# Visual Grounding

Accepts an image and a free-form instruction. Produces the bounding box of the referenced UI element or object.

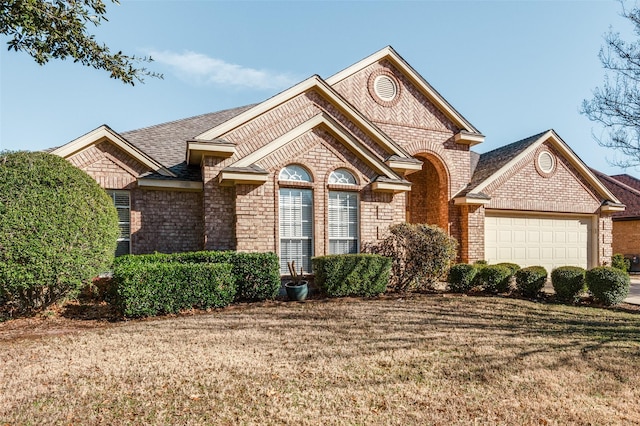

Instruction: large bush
[312,254,391,297]
[112,261,235,317]
[447,263,478,293]
[113,251,280,301]
[366,223,457,292]
[0,151,119,310]
[476,265,512,294]
[515,266,548,298]
[586,266,630,306]
[551,266,586,302]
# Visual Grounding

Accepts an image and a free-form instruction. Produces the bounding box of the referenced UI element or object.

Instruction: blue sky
[1,0,638,178]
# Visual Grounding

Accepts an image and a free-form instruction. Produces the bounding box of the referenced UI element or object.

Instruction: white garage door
[485,213,592,273]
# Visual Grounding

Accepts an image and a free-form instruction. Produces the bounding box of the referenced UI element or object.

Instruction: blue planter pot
[285,281,309,301]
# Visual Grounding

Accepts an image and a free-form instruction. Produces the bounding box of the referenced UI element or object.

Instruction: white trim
[455,131,485,146]
[52,125,176,177]
[470,130,622,204]
[601,204,626,213]
[218,171,269,185]
[187,141,236,165]
[137,178,203,191]
[371,181,412,193]
[229,113,402,181]
[326,46,482,136]
[194,75,411,160]
[385,158,423,174]
[453,196,491,206]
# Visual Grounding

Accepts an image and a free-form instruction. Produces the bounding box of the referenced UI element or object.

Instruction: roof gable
[193,75,413,161]
[52,125,175,177]
[458,130,621,205]
[326,46,483,141]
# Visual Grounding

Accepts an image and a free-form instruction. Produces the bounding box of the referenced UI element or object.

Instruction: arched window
[328,168,357,185]
[279,165,312,182]
[279,165,313,274]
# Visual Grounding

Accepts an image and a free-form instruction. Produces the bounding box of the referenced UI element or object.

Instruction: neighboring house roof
[457,129,622,206]
[593,171,640,219]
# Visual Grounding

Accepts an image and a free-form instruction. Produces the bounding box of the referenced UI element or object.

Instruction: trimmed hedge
[0,151,119,311]
[476,265,512,293]
[112,262,235,317]
[447,263,478,293]
[312,254,391,297]
[515,266,548,298]
[551,266,586,302]
[611,253,630,272]
[113,251,280,301]
[495,263,521,275]
[586,266,630,306]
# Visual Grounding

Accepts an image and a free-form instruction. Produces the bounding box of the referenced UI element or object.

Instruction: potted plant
[285,260,309,301]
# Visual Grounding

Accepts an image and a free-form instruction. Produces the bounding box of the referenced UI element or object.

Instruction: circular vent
[537,151,555,174]
[373,75,398,101]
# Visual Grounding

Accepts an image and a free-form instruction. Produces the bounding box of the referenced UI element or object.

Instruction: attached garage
[485,212,594,273]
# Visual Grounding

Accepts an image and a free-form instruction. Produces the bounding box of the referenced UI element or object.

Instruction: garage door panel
[485,213,591,273]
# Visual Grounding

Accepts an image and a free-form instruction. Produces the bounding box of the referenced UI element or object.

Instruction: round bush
[494,262,521,275]
[586,266,630,306]
[515,266,548,298]
[0,151,119,310]
[476,265,512,293]
[551,266,586,302]
[447,263,478,293]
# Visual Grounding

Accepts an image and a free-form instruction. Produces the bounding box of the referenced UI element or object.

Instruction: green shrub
[515,266,548,298]
[551,266,586,302]
[0,151,119,311]
[476,265,512,293]
[365,223,457,291]
[112,261,235,317]
[447,264,478,293]
[495,263,521,275]
[473,260,488,266]
[586,266,630,306]
[113,251,280,301]
[312,254,391,297]
[611,253,631,273]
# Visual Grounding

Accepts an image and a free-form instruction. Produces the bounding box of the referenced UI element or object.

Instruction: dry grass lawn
[1,294,640,425]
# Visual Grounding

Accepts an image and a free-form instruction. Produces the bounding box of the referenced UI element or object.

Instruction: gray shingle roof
[121,104,257,180]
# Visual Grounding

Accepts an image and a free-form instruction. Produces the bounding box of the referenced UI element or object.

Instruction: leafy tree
[0,0,161,85]
[582,2,640,167]
[0,151,120,311]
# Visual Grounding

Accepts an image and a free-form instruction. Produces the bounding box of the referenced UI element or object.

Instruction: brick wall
[599,215,614,266]
[612,219,640,255]
[131,189,204,254]
[203,156,236,251]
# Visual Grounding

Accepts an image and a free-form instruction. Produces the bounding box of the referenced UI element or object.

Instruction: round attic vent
[373,75,398,101]
[537,151,555,174]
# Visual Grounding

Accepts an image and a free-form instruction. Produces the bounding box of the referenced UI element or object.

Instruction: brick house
[53,46,624,274]
[593,171,640,268]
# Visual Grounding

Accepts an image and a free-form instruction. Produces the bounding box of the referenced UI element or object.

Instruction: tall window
[106,190,131,256]
[328,169,358,254]
[279,165,313,274]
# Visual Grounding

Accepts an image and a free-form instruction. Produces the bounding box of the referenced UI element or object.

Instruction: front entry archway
[406,154,449,231]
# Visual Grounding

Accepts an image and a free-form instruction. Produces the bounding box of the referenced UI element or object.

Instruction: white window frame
[279,188,314,274]
[328,191,359,255]
[106,190,131,256]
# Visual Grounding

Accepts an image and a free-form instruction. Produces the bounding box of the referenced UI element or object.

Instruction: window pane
[329,191,358,254]
[279,165,312,182]
[106,190,131,257]
[328,169,357,185]
[280,188,313,274]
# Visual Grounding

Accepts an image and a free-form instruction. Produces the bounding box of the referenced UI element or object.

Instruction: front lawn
[1,294,639,424]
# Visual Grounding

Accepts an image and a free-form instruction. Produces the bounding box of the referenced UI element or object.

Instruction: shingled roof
[121,104,257,180]
[592,171,640,219]
[459,130,548,197]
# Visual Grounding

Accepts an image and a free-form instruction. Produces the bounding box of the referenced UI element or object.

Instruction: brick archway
[406,154,449,231]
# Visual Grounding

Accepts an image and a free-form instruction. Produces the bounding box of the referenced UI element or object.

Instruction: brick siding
[612,219,640,255]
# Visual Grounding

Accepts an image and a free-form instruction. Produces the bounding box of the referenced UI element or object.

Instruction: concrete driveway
[626,275,640,305]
